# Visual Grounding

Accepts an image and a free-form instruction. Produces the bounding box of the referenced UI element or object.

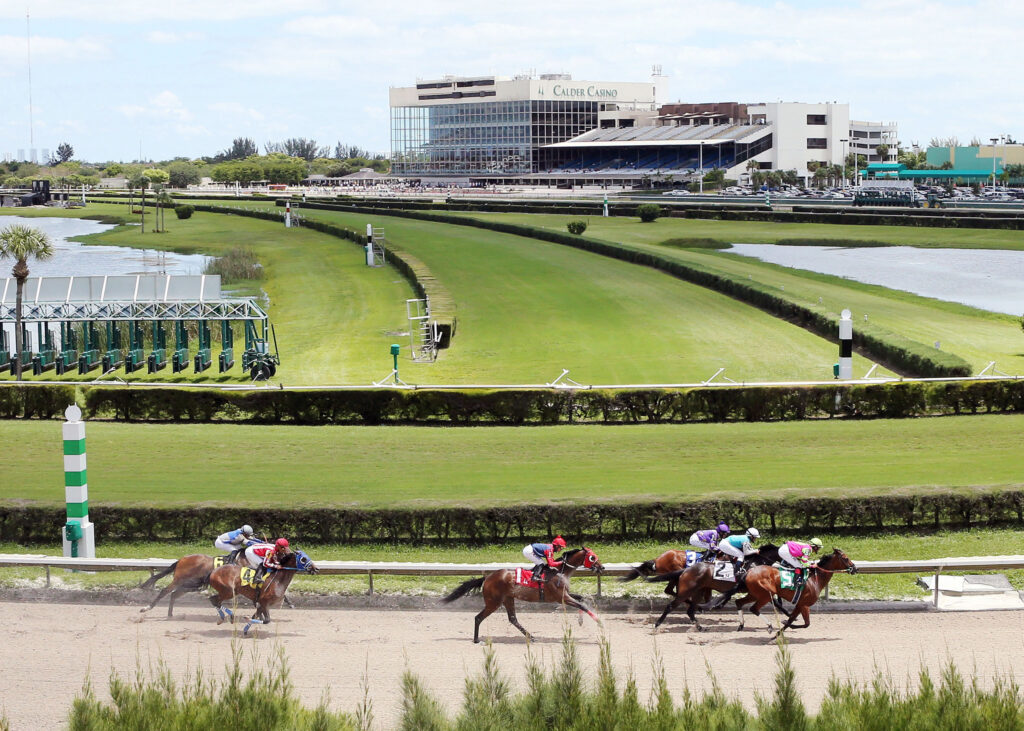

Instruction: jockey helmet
[241,525,253,536]
[275,538,290,550]
[745,527,760,540]
[552,535,567,549]
[809,537,823,550]
[717,522,730,534]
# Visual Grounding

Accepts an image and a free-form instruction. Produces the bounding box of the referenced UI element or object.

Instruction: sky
[0,0,1022,163]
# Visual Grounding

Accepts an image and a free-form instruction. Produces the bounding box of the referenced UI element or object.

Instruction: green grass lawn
[3,528,1021,600]
[3,415,1023,508]
[458,212,1024,375]
[1,206,416,385]
[279,208,880,383]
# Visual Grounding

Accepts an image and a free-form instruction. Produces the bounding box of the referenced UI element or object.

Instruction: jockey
[522,535,567,583]
[688,522,730,561]
[718,528,760,572]
[779,538,823,585]
[214,525,255,556]
[245,538,292,577]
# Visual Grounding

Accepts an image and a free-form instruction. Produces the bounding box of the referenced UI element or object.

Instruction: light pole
[990,137,999,191]
[699,142,704,193]
[840,138,849,189]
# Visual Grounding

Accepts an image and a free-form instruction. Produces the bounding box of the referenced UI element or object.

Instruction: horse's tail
[618,559,656,583]
[646,568,685,584]
[442,577,485,603]
[139,561,178,590]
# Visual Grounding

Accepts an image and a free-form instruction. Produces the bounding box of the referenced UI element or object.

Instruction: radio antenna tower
[26,10,35,150]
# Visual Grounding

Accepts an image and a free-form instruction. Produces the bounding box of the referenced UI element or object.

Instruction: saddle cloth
[240,567,265,589]
[711,560,735,582]
[773,563,797,589]
[213,556,226,569]
[684,550,700,567]
[514,567,542,589]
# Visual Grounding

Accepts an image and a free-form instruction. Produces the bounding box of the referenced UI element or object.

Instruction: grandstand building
[389,74,898,187]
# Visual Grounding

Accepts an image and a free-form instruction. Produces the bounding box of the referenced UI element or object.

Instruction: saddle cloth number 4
[240,567,264,589]
[712,561,735,582]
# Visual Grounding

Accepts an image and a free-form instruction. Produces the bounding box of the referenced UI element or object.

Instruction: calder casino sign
[538,84,620,99]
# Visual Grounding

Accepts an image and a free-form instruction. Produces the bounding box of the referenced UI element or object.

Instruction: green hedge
[4,490,1024,544]
[3,380,1024,424]
[301,202,972,378]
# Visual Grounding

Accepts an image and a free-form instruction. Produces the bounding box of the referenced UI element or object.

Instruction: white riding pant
[522,546,545,566]
[243,546,265,570]
[718,542,745,561]
[688,533,713,551]
[778,544,806,570]
[214,538,238,553]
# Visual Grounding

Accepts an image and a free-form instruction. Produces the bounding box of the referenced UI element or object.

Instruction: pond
[727,243,1024,316]
[0,216,208,277]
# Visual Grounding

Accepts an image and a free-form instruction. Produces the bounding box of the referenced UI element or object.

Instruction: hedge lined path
[0,206,415,385]
[461,213,1024,376]
[4,416,1022,507]
[284,208,880,384]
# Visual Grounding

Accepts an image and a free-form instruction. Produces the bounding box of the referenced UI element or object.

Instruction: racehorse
[736,548,857,638]
[207,549,318,635]
[139,551,246,618]
[646,544,781,631]
[621,543,781,598]
[442,547,604,643]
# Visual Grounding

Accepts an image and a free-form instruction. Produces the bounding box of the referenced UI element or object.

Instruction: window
[807,114,827,125]
[807,138,828,149]
[869,131,881,138]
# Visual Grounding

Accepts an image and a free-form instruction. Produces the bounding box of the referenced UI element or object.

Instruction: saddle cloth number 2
[713,561,735,582]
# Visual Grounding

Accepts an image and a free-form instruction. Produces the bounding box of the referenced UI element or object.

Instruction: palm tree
[0,224,55,380]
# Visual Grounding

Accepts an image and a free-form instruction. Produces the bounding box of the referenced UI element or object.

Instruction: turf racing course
[3,600,1024,728]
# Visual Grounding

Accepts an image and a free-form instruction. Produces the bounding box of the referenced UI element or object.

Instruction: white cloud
[147,31,205,44]
[0,1,327,22]
[0,35,108,64]
[283,15,383,38]
[209,102,265,122]
[118,91,192,122]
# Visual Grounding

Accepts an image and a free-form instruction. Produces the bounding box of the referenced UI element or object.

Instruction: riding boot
[531,564,544,583]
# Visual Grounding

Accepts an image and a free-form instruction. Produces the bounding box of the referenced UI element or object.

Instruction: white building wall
[747,102,849,179]
[849,120,899,163]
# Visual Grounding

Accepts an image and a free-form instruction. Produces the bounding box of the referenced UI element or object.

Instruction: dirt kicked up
[2,600,1023,729]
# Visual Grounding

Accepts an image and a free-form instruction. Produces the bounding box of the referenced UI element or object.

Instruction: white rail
[4,554,1024,606]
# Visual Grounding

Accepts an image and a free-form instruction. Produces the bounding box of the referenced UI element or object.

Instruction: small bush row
[308,202,972,378]
[6,490,1024,544]
[4,379,1024,425]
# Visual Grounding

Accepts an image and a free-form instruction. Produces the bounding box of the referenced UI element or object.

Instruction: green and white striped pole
[62,404,95,558]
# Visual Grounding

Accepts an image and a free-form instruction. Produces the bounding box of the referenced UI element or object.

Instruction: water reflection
[728,243,1024,315]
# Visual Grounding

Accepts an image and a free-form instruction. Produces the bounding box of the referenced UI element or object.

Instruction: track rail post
[367,570,374,595]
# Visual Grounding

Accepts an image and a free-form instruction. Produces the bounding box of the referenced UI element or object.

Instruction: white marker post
[365,223,374,266]
[838,308,853,379]
[603,194,609,217]
[62,405,95,558]
[285,201,292,228]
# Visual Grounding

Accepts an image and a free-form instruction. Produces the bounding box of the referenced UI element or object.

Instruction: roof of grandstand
[547,123,772,148]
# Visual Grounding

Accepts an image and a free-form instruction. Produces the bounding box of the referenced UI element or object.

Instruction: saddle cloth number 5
[713,561,735,582]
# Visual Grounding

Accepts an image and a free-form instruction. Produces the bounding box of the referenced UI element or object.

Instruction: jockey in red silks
[522,535,567,583]
[245,538,291,576]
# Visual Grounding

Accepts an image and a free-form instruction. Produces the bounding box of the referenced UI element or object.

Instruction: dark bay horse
[442,547,604,643]
[737,548,857,638]
[139,552,246,618]
[619,549,692,596]
[646,544,781,631]
[208,549,318,635]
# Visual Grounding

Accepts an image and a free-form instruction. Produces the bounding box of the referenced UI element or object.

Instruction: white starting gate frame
[369,227,387,267]
[406,298,438,362]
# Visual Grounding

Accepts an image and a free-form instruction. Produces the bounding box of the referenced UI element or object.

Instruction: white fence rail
[4,554,1024,607]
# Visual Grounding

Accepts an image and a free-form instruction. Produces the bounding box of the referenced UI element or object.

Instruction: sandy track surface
[2,599,1023,729]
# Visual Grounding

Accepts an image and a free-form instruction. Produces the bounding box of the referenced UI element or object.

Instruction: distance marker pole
[366,224,374,266]
[838,308,853,380]
[285,201,292,228]
[62,404,95,558]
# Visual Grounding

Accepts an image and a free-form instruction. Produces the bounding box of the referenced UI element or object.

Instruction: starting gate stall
[55,322,78,375]
[194,320,212,373]
[32,323,56,375]
[125,321,145,373]
[78,321,101,374]
[218,320,234,373]
[102,321,123,372]
[0,275,276,379]
[171,321,189,373]
[8,324,31,375]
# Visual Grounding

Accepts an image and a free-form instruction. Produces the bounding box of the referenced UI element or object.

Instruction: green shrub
[636,203,661,222]
[203,246,262,282]
[566,219,588,235]
[172,204,194,219]
[660,237,729,249]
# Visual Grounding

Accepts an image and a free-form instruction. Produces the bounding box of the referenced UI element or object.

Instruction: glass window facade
[391,100,598,175]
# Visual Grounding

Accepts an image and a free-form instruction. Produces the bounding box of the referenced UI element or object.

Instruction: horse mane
[560,548,583,560]
[817,548,842,569]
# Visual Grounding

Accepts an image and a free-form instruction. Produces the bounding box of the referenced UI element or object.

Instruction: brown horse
[442,547,604,643]
[208,549,318,635]
[139,551,247,618]
[736,548,857,638]
[647,544,781,631]
[619,549,695,596]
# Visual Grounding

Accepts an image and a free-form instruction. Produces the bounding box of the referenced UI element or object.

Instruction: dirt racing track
[3,599,1024,729]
